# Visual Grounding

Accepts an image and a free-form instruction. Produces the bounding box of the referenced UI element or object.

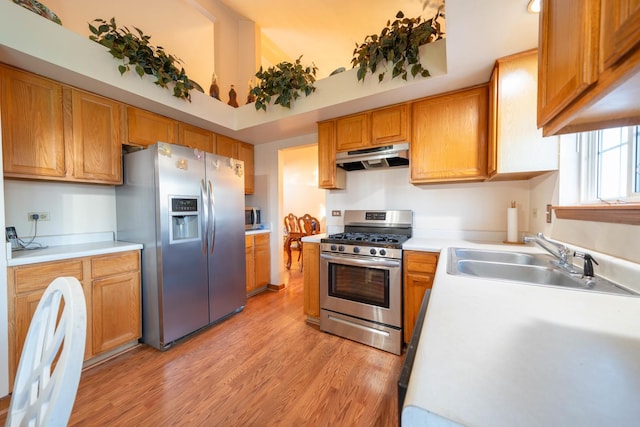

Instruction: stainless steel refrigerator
[116,142,246,350]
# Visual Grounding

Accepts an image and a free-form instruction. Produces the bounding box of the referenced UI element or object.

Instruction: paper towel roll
[507,207,518,242]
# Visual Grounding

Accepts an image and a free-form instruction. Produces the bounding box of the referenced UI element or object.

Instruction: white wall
[528,166,640,265]
[3,181,117,239]
[251,133,318,286]
[326,167,532,240]
[43,0,259,104]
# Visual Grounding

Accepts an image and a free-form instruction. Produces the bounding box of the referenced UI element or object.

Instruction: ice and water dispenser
[169,196,200,243]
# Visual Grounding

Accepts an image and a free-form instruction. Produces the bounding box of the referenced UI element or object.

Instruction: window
[578,126,640,203]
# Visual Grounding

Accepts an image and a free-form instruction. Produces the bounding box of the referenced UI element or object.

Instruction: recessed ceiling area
[217,0,445,78]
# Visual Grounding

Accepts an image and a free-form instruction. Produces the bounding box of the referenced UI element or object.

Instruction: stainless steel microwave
[245,207,261,230]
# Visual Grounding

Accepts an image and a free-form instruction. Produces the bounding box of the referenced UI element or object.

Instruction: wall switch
[532,208,538,219]
[331,210,341,217]
[27,212,50,221]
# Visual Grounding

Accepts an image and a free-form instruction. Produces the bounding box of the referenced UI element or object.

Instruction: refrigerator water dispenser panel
[170,196,200,243]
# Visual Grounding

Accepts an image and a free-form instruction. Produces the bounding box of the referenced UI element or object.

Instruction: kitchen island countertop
[8,240,143,266]
[402,240,640,427]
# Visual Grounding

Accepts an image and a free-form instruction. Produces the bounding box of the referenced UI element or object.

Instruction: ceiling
[217,0,446,79]
[221,0,541,144]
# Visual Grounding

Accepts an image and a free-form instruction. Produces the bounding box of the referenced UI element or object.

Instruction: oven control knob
[330,245,337,251]
[338,245,345,252]
[379,249,387,256]
[370,248,377,255]
[353,247,360,254]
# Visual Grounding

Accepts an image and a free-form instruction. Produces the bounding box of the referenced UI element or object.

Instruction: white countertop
[8,240,143,266]
[245,228,271,236]
[402,242,640,427]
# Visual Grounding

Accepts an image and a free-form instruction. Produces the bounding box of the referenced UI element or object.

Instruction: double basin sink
[447,247,636,296]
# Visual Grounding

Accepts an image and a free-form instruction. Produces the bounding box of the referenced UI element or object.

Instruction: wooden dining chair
[283,213,302,269]
[297,214,321,271]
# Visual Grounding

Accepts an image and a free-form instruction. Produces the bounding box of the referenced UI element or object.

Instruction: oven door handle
[320,253,401,269]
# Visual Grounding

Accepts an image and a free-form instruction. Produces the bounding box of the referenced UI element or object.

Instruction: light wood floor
[2,261,404,426]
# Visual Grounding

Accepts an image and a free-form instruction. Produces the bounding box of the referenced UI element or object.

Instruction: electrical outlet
[545,204,552,223]
[331,210,341,217]
[27,212,50,221]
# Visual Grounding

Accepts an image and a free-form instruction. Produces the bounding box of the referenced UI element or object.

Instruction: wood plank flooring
[2,263,404,426]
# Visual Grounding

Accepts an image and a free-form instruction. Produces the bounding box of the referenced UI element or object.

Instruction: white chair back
[6,277,87,427]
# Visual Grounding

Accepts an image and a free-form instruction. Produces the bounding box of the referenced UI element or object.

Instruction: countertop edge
[7,241,143,266]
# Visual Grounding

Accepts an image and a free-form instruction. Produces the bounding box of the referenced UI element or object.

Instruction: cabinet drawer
[405,252,438,274]
[92,251,139,279]
[13,260,84,294]
[255,233,270,246]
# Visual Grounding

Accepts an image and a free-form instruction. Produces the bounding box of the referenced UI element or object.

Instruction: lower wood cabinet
[403,250,439,343]
[245,233,270,295]
[302,242,320,321]
[7,250,141,390]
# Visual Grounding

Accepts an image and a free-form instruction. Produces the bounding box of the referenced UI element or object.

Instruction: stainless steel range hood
[336,143,409,171]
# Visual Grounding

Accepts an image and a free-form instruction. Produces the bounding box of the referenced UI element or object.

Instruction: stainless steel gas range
[319,210,412,355]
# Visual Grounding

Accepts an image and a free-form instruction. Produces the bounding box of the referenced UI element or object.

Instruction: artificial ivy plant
[351,10,445,83]
[88,18,203,102]
[249,56,318,111]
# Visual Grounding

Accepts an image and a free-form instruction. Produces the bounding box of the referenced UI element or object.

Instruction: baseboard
[305,316,320,326]
[267,283,285,291]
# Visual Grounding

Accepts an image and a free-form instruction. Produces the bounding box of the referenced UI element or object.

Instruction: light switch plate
[331,210,341,217]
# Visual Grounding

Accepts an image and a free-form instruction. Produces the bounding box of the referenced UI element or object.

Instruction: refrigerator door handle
[201,179,208,254]
[208,180,216,253]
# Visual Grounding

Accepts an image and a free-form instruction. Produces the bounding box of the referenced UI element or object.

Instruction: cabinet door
[601,0,640,69]
[371,104,408,146]
[236,141,255,195]
[403,251,438,344]
[71,90,123,183]
[303,242,320,318]
[92,272,141,354]
[537,0,600,128]
[489,50,558,179]
[336,113,369,152]
[411,86,489,184]
[254,234,270,287]
[127,107,176,146]
[216,134,236,158]
[1,66,66,178]
[177,123,215,153]
[317,121,345,189]
[245,236,256,294]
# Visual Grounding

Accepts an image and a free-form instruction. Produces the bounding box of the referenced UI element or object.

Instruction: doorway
[279,144,325,272]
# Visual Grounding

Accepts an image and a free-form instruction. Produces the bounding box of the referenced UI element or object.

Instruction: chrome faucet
[523,233,580,274]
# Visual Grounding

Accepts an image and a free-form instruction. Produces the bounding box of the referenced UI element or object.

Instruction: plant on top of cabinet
[250,56,318,111]
[88,18,204,101]
[351,9,445,83]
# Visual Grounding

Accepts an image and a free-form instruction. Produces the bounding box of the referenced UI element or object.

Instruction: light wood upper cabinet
[70,89,123,184]
[403,251,438,344]
[177,123,216,153]
[1,65,122,184]
[538,0,640,135]
[410,85,489,184]
[1,65,66,178]
[537,0,600,129]
[336,113,369,152]
[371,104,409,145]
[600,0,640,69]
[216,134,255,194]
[488,50,558,180]
[317,120,345,189]
[127,107,176,146]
